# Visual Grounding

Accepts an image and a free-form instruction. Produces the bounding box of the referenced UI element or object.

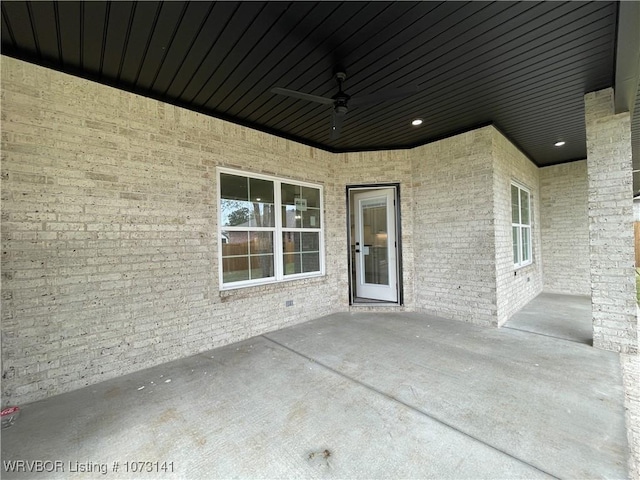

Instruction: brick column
[585,88,637,353]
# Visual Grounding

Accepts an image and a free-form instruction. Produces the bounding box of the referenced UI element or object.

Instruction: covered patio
[2,293,632,479]
[2,2,639,478]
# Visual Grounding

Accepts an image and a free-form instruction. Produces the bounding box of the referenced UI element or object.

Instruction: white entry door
[353,188,397,302]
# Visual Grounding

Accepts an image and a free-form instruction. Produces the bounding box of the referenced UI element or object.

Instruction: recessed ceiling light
[411,118,423,126]
[554,141,566,147]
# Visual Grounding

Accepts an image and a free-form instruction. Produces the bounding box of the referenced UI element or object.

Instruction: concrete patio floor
[1,294,631,479]
[504,292,593,346]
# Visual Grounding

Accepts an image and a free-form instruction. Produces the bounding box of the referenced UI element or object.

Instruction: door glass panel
[361,198,389,286]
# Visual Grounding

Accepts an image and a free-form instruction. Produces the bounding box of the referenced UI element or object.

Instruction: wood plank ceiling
[1,1,619,167]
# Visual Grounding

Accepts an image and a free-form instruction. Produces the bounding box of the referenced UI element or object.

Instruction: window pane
[301,232,319,252]
[223,256,249,283]
[301,209,321,228]
[220,173,248,201]
[522,227,531,262]
[220,170,323,286]
[520,189,530,225]
[512,226,519,264]
[511,185,520,223]
[250,255,274,279]
[283,253,301,275]
[222,231,248,257]
[221,200,252,227]
[281,183,321,228]
[250,231,273,254]
[283,232,300,253]
[281,183,300,205]
[282,236,319,274]
[247,202,275,228]
[220,175,275,227]
[249,178,274,203]
[302,186,320,208]
[222,200,275,227]
[301,252,320,273]
[282,204,300,228]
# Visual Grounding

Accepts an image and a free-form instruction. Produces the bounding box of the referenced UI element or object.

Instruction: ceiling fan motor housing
[333,71,350,115]
[335,104,348,116]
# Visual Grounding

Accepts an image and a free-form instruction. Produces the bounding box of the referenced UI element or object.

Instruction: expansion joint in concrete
[502,326,589,346]
[262,334,560,480]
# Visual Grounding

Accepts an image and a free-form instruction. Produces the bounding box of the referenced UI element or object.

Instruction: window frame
[217,167,325,290]
[511,181,532,268]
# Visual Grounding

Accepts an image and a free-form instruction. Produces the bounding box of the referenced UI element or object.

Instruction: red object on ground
[1,406,20,428]
[1,406,20,416]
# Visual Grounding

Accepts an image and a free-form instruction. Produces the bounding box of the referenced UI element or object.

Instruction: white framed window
[511,182,532,267]
[218,168,324,289]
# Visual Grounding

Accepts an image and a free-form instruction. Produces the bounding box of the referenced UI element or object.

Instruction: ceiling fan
[271,71,419,140]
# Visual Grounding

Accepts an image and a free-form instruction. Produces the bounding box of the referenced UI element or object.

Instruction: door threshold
[352,298,400,306]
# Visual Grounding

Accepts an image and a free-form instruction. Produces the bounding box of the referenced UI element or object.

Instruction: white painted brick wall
[585,89,637,353]
[540,161,591,296]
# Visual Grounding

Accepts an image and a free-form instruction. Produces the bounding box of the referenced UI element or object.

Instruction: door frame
[346,183,403,305]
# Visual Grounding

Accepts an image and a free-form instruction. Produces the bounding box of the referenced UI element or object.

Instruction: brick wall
[540,161,590,296]
[585,89,637,353]
[409,126,543,327]
[4,56,605,405]
[331,150,415,311]
[410,127,498,326]
[1,57,343,404]
[492,128,543,326]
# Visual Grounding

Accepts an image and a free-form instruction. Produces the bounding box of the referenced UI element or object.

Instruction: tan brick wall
[331,150,415,311]
[5,56,617,404]
[410,127,498,326]
[409,126,543,327]
[1,57,343,404]
[585,89,637,353]
[492,127,543,326]
[540,161,590,296]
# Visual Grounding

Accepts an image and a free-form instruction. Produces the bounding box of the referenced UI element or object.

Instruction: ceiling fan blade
[330,111,345,140]
[350,85,420,107]
[271,87,334,105]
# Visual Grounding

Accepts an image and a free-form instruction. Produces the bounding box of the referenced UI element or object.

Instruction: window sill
[513,262,534,273]
[219,274,327,299]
